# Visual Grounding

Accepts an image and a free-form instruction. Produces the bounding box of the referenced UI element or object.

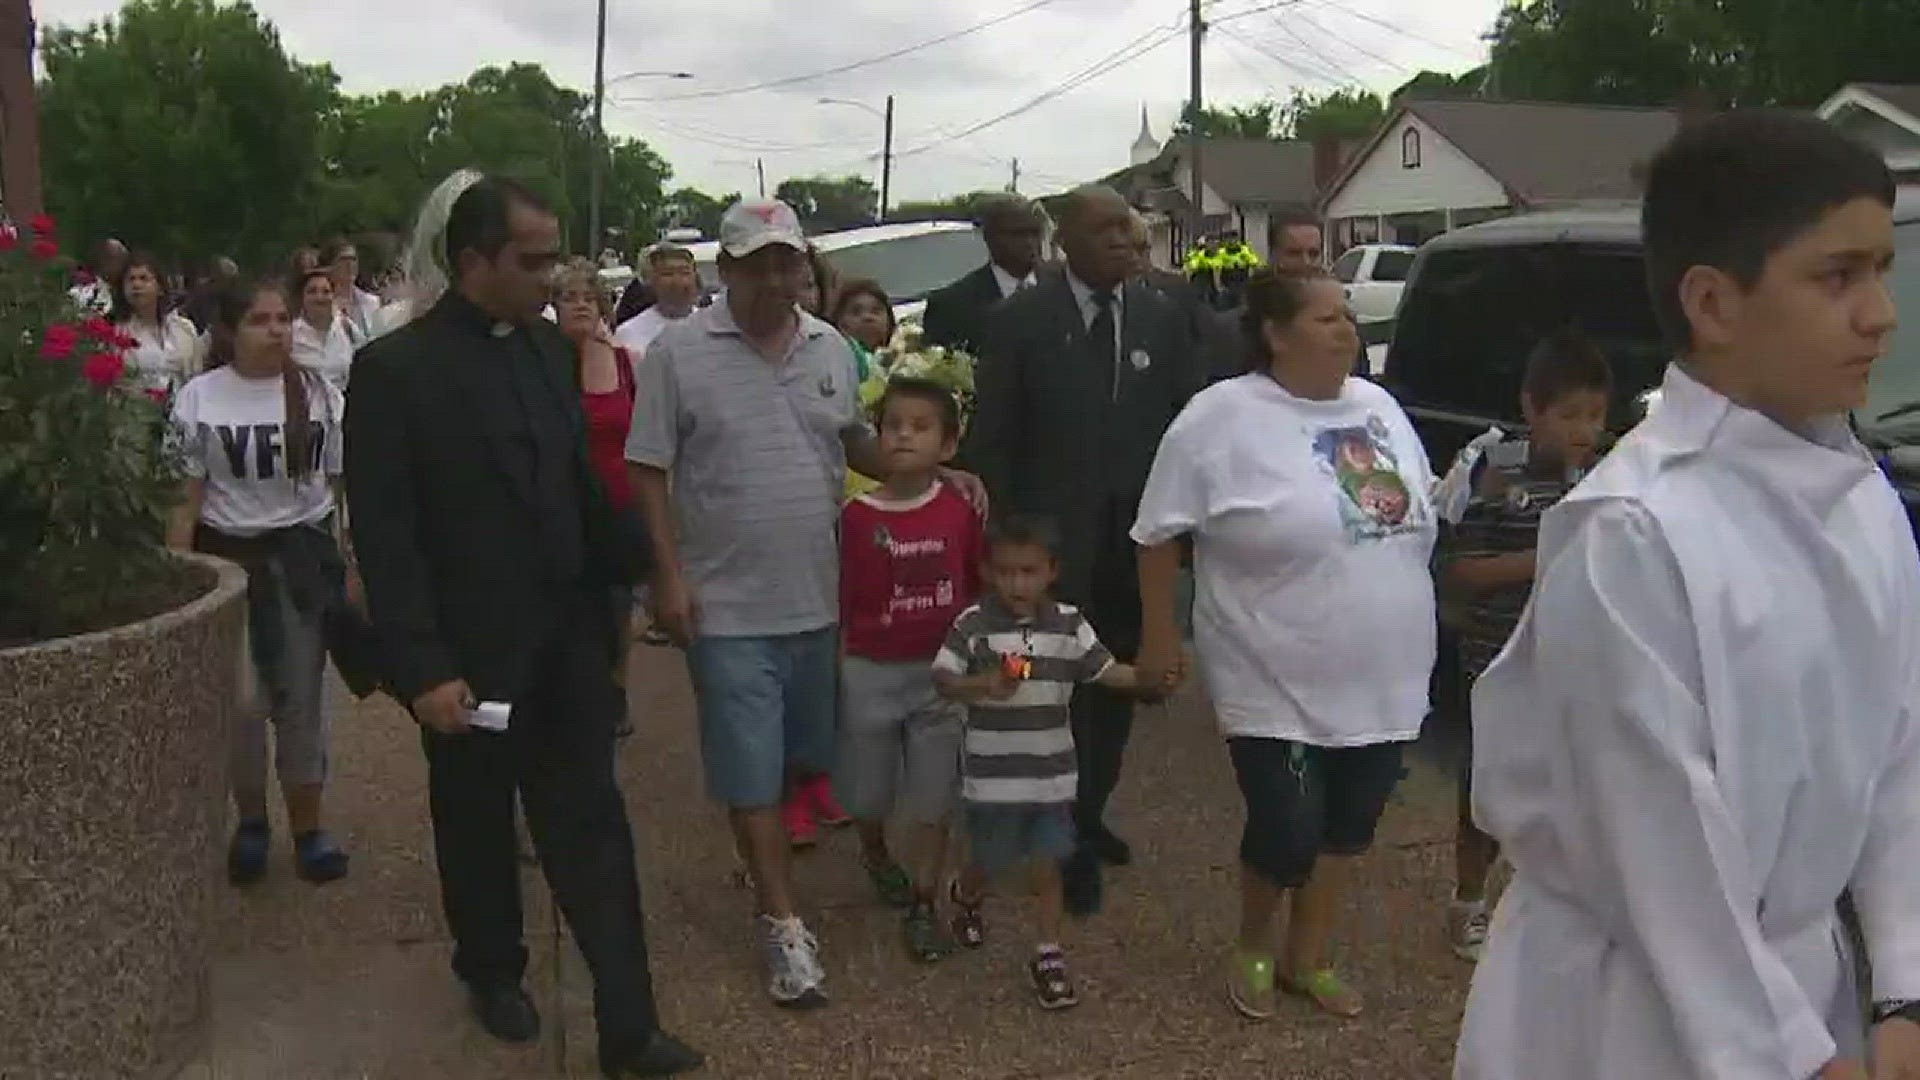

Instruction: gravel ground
[181,643,1473,1080]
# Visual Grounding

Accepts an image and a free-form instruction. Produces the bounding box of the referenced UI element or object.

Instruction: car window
[1386,243,1666,426]
[1332,249,1365,284]
[1857,220,1920,443]
[1372,250,1415,282]
[821,229,989,304]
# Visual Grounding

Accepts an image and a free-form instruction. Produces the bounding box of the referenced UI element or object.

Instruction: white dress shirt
[990,263,1037,299]
[292,315,356,392]
[1456,364,1920,1079]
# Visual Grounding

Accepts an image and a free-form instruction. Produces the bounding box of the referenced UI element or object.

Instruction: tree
[37,0,337,267]
[1172,100,1283,140]
[1481,0,1920,109]
[1283,88,1388,142]
[887,191,1004,224]
[659,187,736,241]
[1392,68,1487,101]
[773,175,879,233]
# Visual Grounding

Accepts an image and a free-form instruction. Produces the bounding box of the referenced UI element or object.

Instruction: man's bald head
[977,194,1044,278]
[1056,186,1135,289]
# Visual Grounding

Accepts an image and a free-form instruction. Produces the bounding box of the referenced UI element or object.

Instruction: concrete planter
[0,552,247,1080]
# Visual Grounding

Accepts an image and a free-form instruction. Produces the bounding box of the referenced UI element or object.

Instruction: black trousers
[421,618,659,1049]
[1069,496,1141,833]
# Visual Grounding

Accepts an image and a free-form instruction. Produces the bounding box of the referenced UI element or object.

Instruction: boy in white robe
[1456,112,1920,1080]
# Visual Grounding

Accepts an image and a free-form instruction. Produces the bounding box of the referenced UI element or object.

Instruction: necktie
[1090,289,1118,401]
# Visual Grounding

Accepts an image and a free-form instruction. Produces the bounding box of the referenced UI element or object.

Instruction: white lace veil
[373,168,485,338]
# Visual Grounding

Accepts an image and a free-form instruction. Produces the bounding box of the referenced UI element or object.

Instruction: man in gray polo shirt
[625,199,982,1010]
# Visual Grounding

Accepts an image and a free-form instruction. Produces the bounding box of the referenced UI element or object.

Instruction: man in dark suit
[1129,208,1241,380]
[967,185,1205,878]
[345,176,701,1079]
[920,194,1046,354]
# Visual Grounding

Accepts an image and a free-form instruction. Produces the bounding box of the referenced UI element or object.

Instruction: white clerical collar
[991,264,1035,298]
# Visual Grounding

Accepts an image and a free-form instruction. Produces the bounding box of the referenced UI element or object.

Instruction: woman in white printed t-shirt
[1131,267,1437,1022]
[290,268,357,393]
[166,275,357,889]
[112,252,204,398]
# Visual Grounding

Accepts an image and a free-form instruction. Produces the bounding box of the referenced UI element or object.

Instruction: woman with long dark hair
[291,268,356,393]
[166,276,354,887]
[113,251,203,396]
[1132,267,1437,1021]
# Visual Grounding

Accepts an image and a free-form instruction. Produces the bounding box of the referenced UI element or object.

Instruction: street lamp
[816,95,895,224]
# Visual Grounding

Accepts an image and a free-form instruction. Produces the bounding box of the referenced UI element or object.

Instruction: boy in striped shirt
[932,513,1182,1009]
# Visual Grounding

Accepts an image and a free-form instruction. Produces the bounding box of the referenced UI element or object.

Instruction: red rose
[28,238,58,261]
[0,225,15,252]
[80,316,115,341]
[39,323,80,360]
[144,388,170,405]
[112,330,139,350]
[81,351,126,389]
[72,267,95,285]
[27,213,55,238]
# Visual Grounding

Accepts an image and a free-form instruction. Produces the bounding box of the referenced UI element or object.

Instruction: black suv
[1383,192,1920,721]
[1382,193,1920,484]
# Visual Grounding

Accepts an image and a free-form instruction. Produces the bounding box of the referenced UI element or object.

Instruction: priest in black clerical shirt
[345,175,701,1079]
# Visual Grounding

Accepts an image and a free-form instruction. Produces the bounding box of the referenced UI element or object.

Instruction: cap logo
[748,204,783,224]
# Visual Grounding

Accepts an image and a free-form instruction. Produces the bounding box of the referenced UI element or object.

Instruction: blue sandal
[227,820,270,885]
[294,829,349,884]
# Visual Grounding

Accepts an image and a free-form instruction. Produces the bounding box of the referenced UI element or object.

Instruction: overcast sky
[36,0,1502,202]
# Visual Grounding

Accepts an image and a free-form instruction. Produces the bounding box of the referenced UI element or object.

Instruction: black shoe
[1080,823,1133,866]
[470,985,540,1044]
[1061,848,1104,921]
[602,1031,705,1077]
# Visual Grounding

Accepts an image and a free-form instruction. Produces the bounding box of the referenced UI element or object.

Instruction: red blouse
[582,345,637,512]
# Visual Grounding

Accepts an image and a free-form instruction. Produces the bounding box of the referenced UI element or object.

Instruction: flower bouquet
[856,320,978,431]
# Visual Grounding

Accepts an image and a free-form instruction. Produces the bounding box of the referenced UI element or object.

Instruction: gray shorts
[835,656,963,826]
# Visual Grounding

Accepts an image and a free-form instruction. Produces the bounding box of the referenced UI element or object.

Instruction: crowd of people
[128,108,1920,1079]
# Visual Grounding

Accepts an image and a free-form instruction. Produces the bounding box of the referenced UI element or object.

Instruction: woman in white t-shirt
[166,276,354,889]
[1132,267,1437,1022]
[112,252,203,397]
[290,269,356,392]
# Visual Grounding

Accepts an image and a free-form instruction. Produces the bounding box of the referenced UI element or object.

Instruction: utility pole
[879,94,895,224]
[1009,158,1021,193]
[756,158,766,198]
[0,0,44,220]
[1187,0,1205,256]
[586,0,608,255]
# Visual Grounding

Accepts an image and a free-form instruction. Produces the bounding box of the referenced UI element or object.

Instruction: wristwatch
[1873,999,1920,1027]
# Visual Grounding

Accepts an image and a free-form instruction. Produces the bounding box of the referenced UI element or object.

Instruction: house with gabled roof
[1318,98,1679,253]
[1818,83,1920,182]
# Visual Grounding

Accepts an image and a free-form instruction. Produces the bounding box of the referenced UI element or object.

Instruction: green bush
[0,214,191,646]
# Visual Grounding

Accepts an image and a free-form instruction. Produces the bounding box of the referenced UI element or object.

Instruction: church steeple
[1130,104,1160,166]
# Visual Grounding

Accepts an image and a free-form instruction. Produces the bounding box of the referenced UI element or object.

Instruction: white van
[679,220,988,323]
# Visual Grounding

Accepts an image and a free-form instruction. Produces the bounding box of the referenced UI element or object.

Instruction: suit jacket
[920,264,1007,354]
[344,293,649,705]
[966,276,1203,603]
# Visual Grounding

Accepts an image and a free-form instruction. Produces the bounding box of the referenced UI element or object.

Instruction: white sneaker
[1448,899,1490,963]
[761,915,827,1009]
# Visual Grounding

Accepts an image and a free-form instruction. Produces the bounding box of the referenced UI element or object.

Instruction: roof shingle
[1402,99,1679,206]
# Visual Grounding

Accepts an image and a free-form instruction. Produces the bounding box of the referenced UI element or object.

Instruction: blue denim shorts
[684,627,839,808]
[963,801,1077,878]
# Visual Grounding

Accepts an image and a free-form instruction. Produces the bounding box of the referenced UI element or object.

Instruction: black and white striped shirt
[933,597,1114,806]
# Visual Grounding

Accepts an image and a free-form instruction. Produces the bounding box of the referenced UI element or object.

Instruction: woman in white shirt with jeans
[113,252,203,397]
[1132,268,1437,1021]
[166,275,357,888]
[290,268,356,392]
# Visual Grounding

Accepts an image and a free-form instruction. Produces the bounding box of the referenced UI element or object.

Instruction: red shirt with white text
[840,482,984,661]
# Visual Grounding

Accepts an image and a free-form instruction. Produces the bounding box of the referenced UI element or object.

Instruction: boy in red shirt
[838,377,984,961]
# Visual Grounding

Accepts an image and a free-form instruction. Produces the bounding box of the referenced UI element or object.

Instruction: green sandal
[1226,952,1276,1020]
[1281,968,1364,1018]
[863,858,915,909]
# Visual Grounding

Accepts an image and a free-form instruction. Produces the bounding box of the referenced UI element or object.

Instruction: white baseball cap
[719,199,807,258]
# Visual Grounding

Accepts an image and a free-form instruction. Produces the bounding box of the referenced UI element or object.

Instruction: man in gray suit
[968,186,1205,885]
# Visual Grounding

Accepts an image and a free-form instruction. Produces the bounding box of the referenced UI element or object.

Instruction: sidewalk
[180,644,1472,1079]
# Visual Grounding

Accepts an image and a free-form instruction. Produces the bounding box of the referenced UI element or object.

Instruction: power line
[619,0,1074,103]
[893,22,1185,161]
[1290,8,1413,75]
[1218,23,1355,87]
[1316,1,1484,61]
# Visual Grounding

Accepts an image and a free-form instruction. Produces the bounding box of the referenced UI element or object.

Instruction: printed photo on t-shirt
[1311,415,1427,542]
